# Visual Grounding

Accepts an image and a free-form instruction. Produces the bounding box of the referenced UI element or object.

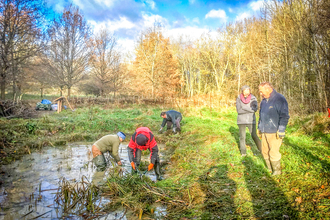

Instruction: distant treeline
[0,0,329,113]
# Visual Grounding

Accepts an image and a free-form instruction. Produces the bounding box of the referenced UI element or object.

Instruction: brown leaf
[295,197,302,204]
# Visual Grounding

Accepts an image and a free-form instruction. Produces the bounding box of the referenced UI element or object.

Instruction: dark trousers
[238,124,261,155]
[128,148,161,177]
[166,117,182,130]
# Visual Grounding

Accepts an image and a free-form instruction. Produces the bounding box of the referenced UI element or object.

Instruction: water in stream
[0,143,165,219]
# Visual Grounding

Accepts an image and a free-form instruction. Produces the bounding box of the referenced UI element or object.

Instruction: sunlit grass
[1,105,329,218]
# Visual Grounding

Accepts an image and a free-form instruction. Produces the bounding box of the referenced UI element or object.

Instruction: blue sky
[45,0,265,53]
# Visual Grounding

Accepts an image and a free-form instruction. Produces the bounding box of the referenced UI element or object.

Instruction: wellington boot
[154,162,162,181]
[93,155,107,172]
[271,160,282,175]
[265,159,272,172]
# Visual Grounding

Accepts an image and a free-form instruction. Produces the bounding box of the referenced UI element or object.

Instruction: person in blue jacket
[258,82,290,175]
[159,110,182,133]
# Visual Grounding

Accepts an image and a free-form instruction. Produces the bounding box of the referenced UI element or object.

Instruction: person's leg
[166,121,173,130]
[153,154,162,180]
[262,133,272,171]
[267,133,282,175]
[248,124,262,152]
[92,154,107,171]
[238,124,247,155]
[175,117,182,132]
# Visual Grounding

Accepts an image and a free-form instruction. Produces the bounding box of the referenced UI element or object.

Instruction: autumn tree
[134,27,180,99]
[44,4,91,97]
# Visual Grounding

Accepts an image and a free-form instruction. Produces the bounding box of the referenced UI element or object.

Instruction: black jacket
[161,110,182,128]
[258,90,290,133]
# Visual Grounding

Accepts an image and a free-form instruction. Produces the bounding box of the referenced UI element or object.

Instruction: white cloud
[205,9,227,21]
[145,0,156,10]
[189,0,196,4]
[192,17,200,24]
[117,38,136,56]
[249,0,265,11]
[235,12,251,21]
[228,8,233,13]
[141,12,169,28]
[88,16,135,33]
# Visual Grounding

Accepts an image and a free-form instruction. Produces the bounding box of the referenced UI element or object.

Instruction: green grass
[1,105,329,219]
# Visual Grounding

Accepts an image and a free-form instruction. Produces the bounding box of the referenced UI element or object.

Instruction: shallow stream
[0,143,165,219]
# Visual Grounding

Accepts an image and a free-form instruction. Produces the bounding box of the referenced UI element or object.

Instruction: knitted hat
[117,132,126,140]
[136,134,147,146]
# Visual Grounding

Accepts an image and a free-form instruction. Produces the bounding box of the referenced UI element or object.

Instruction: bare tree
[45,4,91,97]
[0,0,45,99]
[90,29,121,97]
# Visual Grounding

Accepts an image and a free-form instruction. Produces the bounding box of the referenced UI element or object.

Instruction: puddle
[0,143,166,219]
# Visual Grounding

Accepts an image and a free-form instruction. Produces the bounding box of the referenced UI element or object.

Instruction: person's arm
[111,142,121,163]
[161,118,167,128]
[250,100,258,112]
[236,97,251,114]
[278,97,290,133]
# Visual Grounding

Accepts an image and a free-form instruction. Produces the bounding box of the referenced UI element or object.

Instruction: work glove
[147,163,154,171]
[159,127,163,133]
[173,127,176,133]
[276,131,285,139]
[130,161,136,170]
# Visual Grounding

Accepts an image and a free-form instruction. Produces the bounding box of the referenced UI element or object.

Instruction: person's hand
[131,162,136,170]
[173,127,176,133]
[148,163,154,171]
[117,161,122,166]
[159,127,163,133]
[276,131,285,139]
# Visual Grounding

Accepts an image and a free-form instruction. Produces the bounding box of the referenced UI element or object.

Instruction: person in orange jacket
[128,127,162,180]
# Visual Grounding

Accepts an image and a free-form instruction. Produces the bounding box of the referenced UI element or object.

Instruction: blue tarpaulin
[41,99,52,104]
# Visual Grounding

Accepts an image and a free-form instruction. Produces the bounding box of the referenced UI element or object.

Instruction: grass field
[1,105,329,219]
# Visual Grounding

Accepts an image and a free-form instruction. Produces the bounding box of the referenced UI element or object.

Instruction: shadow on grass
[242,156,299,219]
[198,165,238,219]
[229,126,261,156]
[284,137,330,174]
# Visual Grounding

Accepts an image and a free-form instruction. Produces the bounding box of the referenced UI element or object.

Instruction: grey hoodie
[236,94,258,125]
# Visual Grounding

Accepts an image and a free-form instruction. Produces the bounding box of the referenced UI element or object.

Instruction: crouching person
[92,132,126,171]
[128,127,162,181]
[159,110,182,133]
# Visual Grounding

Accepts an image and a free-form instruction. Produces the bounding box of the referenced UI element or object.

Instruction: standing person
[128,127,162,181]
[92,132,126,171]
[159,110,182,133]
[258,82,290,175]
[236,85,262,156]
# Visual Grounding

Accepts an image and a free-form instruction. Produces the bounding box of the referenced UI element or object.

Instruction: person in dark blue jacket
[258,82,290,175]
[159,110,182,133]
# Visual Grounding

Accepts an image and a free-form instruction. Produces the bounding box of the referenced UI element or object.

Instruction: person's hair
[241,85,251,93]
[259,82,274,89]
[160,112,166,117]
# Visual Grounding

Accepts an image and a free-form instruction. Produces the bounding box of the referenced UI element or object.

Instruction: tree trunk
[1,77,5,100]
[40,88,44,98]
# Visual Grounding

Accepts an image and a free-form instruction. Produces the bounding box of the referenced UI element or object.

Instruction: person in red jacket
[128,127,162,180]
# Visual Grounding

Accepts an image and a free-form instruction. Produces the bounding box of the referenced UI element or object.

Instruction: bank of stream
[0,142,166,219]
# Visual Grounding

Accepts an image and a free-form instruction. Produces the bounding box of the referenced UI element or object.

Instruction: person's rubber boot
[93,155,107,172]
[154,162,163,181]
[271,160,282,175]
[265,159,272,172]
